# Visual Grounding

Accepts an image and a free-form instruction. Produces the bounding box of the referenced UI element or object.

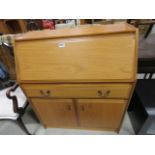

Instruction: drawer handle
[67,104,71,111]
[40,90,51,97]
[98,90,110,97]
[80,105,85,111]
[46,90,51,95]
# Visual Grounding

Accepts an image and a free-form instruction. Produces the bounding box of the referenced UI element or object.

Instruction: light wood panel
[15,23,135,41]
[77,99,126,129]
[15,33,135,82]
[14,23,137,132]
[22,83,131,99]
[31,99,77,127]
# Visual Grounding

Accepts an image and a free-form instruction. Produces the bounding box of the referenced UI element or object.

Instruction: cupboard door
[30,99,77,128]
[77,99,126,130]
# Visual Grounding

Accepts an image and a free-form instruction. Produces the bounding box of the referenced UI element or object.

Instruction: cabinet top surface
[15,23,136,41]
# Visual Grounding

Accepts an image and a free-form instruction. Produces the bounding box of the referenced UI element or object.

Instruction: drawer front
[22,84,131,99]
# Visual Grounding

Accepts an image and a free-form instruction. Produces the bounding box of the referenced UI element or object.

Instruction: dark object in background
[26,20,40,31]
[0,34,16,80]
[0,62,10,90]
[0,62,9,81]
[128,80,155,135]
[127,19,155,38]
[0,19,27,34]
[128,58,155,134]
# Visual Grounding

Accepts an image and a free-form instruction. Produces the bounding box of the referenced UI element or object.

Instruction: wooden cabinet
[77,99,126,130]
[22,84,132,99]
[31,99,77,127]
[0,19,27,34]
[14,23,138,132]
[31,98,126,130]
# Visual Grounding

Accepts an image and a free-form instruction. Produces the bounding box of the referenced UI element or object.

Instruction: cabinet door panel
[15,33,135,82]
[77,99,126,130]
[31,99,77,128]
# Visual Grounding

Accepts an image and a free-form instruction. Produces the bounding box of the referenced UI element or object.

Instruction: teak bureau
[14,23,138,132]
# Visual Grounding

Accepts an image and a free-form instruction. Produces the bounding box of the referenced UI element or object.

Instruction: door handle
[97,90,110,97]
[40,90,51,97]
[80,105,85,111]
[46,90,51,96]
[66,104,71,111]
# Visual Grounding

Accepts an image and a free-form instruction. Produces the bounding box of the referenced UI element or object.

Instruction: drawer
[22,83,132,99]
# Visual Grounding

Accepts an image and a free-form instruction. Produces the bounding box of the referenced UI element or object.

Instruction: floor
[0,27,155,135]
